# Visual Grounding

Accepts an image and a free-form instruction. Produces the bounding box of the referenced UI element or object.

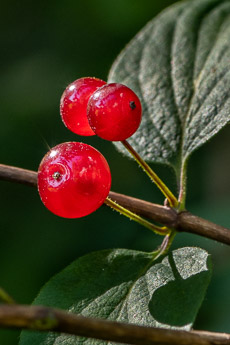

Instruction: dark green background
[1,1,230,344]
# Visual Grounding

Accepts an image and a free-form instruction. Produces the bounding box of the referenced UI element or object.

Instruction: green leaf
[108,0,230,172]
[20,247,211,344]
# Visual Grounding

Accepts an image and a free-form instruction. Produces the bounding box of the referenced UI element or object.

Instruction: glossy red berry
[38,142,111,218]
[87,83,142,141]
[60,77,106,136]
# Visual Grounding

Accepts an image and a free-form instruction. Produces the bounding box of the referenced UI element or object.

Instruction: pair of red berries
[60,77,142,141]
[38,77,142,219]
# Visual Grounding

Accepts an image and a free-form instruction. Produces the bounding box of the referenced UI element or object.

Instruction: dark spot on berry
[129,101,136,110]
[52,172,61,180]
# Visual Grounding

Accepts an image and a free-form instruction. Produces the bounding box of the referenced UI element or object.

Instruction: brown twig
[0,163,230,245]
[0,164,37,187]
[1,165,230,343]
[1,304,230,345]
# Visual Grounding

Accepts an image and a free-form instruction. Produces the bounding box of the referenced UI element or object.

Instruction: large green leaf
[108,0,230,173]
[20,247,211,344]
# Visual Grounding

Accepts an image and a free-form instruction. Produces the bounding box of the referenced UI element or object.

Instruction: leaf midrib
[113,251,161,323]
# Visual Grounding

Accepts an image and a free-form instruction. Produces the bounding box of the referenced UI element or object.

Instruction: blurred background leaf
[1,0,230,344]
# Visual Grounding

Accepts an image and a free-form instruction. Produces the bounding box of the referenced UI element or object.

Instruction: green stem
[121,140,178,208]
[153,230,176,260]
[178,158,188,211]
[0,287,15,305]
[105,197,169,236]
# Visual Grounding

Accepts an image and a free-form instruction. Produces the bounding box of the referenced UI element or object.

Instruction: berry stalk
[105,197,170,236]
[178,158,188,211]
[121,140,178,208]
[153,230,176,260]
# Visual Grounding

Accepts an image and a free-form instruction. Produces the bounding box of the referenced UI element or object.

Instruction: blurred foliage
[0,0,230,344]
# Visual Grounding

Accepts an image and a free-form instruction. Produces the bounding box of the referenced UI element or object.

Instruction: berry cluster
[38,77,142,218]
[60,77,142,141]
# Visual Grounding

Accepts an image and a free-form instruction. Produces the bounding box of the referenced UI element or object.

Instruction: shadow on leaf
[148,253,210,327]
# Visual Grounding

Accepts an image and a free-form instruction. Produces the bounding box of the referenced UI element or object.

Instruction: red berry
[38,142,111,218]
[60,77,106,136]
[87,83,142,141]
